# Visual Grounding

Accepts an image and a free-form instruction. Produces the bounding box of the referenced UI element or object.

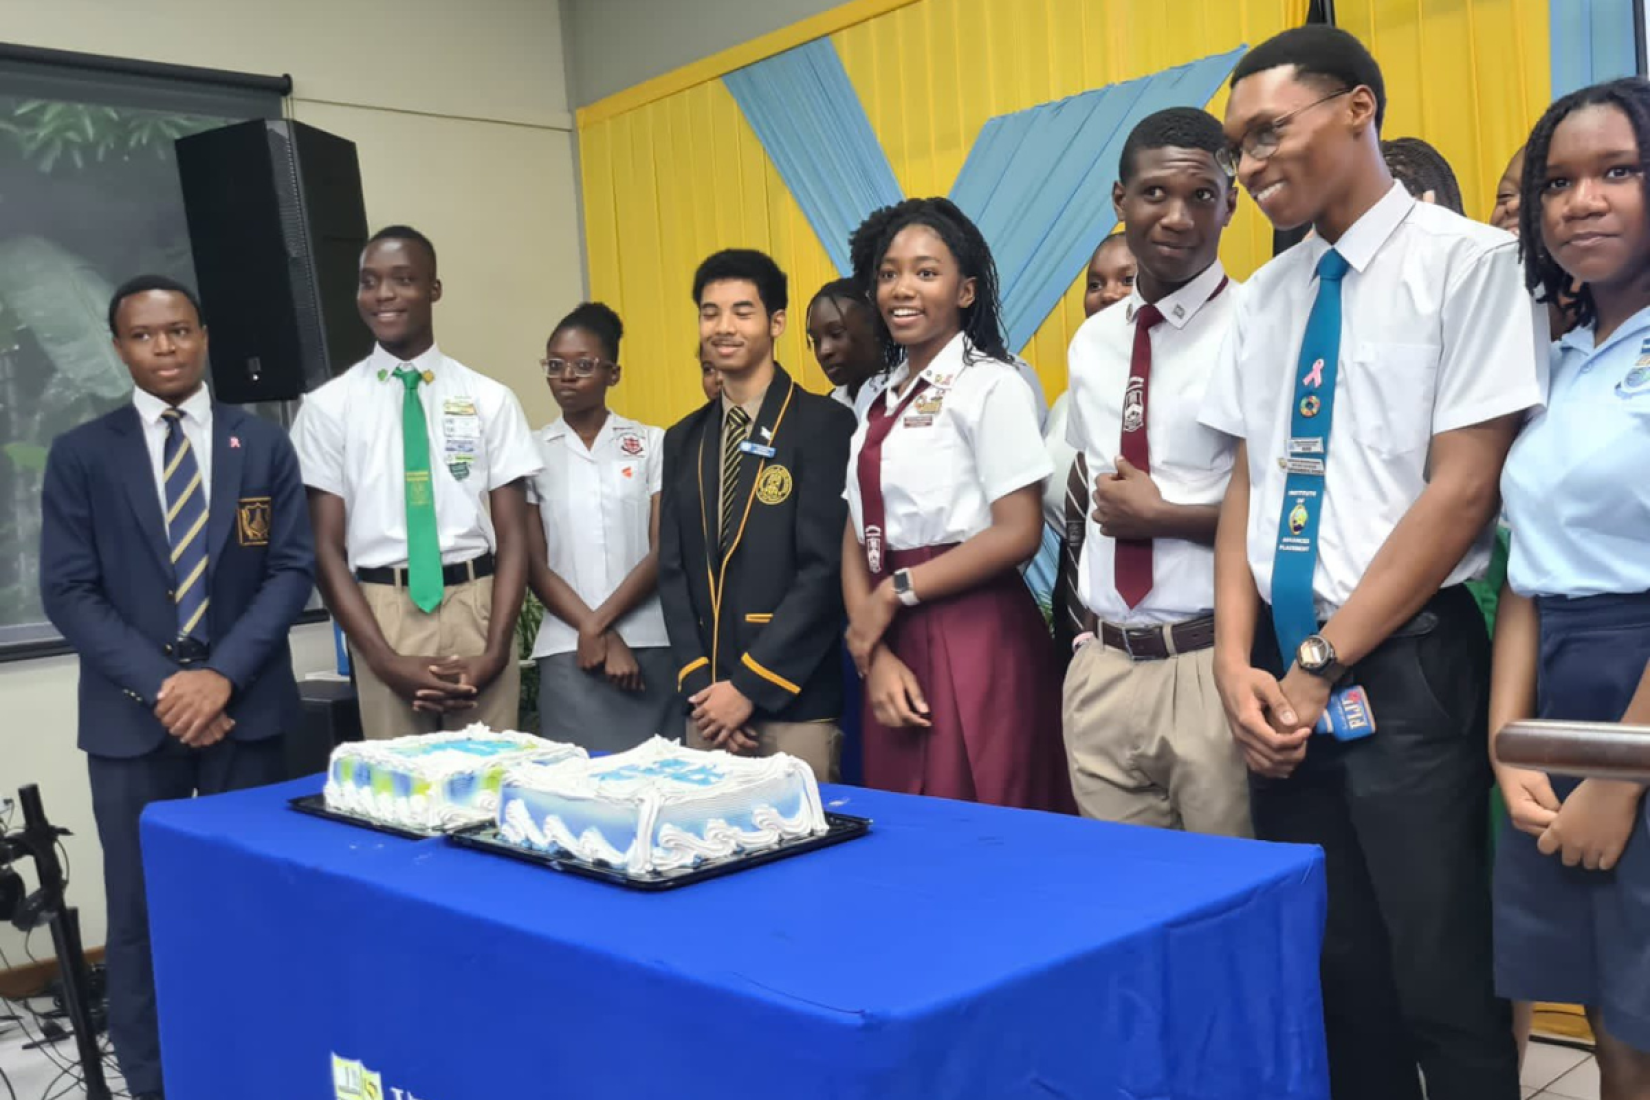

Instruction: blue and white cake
[323,726,586,832]
[496,736,828,874]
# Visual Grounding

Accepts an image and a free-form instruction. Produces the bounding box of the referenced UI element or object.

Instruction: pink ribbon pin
[229,436,242,449]
[1302,359,1325,389]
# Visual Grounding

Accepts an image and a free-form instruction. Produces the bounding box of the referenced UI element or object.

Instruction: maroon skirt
[862,546,1075,813]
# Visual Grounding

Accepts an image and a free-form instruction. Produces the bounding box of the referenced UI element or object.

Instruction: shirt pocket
[1342,341,1441,457]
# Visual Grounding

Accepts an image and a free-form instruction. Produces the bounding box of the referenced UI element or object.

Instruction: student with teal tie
[291,226,542,739]
[1492,78,1650,1099]
[1198,26,1547,1100]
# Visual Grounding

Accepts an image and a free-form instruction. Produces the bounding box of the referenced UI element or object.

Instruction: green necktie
[395,365,444,612]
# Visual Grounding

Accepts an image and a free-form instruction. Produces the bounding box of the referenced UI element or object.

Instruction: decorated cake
[323,727,585,832]
[496,736,828,874]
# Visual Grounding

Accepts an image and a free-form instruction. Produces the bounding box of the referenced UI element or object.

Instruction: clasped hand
[847,581,898,676]
[154,668,234,748]
[1214,660,1330,778]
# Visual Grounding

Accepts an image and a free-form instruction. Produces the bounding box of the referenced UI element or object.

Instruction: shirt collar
[368,342,444,383]
[721,387,765,422]
[1310,181,1414,275]
[1559,305,1650,358]
[543,411,633,447]
[132,382,211,426]
[1127,261,1228,330]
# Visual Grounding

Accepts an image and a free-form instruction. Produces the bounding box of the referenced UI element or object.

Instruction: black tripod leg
[47,906,111,1100]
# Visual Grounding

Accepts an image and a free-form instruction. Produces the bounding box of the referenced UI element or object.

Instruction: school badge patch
[236,496,272,547]
[1618,363,1650,399]
[618,432,645,456]
[756,465,793,505]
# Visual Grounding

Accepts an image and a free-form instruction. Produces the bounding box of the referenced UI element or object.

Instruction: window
[0,45,285,655]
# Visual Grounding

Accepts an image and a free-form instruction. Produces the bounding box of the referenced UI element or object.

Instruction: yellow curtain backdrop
[1337,0,1551,223]
[578,0,1549,429]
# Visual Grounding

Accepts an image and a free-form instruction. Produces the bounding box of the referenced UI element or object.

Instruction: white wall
[0,0,581,962]
[561,0,845,107]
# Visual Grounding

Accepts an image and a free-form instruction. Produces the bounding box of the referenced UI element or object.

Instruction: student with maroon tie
[1061,107,1249,837]
[841,197,1071,810]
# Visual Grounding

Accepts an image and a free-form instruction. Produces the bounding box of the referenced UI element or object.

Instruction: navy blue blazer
[40,400,316,759]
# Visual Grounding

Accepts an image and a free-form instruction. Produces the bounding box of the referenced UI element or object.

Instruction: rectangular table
[143,778,1328,1100]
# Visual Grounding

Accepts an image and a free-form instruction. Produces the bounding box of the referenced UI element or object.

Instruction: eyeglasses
[1216,88,1354,177]
[540,357,611,378]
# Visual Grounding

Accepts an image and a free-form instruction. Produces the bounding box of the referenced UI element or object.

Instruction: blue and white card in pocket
[1315,684,1376,741]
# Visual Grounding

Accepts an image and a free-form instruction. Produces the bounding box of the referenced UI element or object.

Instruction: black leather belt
[1099,614,1216,661]
[356,552,496,588]
[165,637,211,665]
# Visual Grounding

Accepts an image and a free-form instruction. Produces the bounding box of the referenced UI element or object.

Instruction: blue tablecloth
[143,778,1328,1100]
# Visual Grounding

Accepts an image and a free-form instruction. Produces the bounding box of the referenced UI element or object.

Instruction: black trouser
[1251,586,1518,1100]
[87,735,285,1096]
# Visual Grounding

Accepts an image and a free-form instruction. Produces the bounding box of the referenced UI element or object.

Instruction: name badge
[1281,456,1326,476]
[443,414,480,441]
[738,440,777,459]
[1287,437,1325,455]
[903,414,935,428]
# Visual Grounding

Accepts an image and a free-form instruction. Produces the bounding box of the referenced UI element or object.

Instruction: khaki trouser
[685,719,843,784]
[1060,639,1251,837]
[351,575,522,740]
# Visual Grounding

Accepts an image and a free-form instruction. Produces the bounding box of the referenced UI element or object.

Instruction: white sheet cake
[495,736,828,874]
[323,726,586,831]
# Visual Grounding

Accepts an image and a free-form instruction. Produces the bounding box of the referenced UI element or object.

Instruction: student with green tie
[291,225,543,739]
[1198,26,1547,1100]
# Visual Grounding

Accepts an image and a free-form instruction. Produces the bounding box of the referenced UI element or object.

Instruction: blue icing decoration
[389,738,524,759]
[596,758,725,787]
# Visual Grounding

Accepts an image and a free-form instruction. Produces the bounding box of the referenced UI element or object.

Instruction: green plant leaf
[2,443,49,473]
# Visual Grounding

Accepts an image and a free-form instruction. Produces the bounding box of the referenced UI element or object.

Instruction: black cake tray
[289,792,466,841]
[447,812,872,891]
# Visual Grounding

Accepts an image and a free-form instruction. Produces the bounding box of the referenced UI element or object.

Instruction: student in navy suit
[39,275,315,1100]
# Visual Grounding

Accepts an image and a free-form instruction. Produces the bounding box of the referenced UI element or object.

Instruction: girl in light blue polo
[1492,78,1650,1096]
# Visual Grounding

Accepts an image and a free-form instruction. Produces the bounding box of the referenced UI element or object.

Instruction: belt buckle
[1120,626,1140,661]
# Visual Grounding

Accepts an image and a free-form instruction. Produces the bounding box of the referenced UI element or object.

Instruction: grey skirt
[536,647,681,754]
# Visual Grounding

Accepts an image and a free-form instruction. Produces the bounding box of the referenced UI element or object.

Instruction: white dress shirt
[1199,183,1548,617]
[1041,392,1078,533]
[831,372,890,418]
[846,333,1052,549]
[290,343,543,570]
[133,383,212,514]
[1068,262,1240,624]
[525,413,668,658]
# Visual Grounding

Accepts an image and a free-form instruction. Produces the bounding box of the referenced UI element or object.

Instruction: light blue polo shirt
[1503,307,1650,598]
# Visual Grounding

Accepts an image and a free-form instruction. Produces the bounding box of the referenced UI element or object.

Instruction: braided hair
[848,197,1009,369]
[1520,77,1650,331]
[551,301,624,361]
[1380,136,1464,214]
[808,276,866,314]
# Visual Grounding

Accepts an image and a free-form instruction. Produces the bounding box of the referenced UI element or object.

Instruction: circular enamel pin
[1300,395,1321,418]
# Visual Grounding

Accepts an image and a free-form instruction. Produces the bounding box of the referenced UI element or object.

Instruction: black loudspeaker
[175,119,372,404]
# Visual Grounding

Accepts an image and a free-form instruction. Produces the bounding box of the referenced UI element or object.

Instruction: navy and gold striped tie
[161,408,210,642]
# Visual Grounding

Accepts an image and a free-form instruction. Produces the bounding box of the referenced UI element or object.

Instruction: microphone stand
[3,785,110,1099]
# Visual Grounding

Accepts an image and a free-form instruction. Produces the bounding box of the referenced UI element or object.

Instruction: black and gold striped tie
[720,405,751,548]
[1053,453,1091,654]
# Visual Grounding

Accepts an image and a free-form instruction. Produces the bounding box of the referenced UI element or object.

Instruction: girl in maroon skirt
[841,197,1073,811]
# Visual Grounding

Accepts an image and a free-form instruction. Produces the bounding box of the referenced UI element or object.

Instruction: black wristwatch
[1297,634,1345,680]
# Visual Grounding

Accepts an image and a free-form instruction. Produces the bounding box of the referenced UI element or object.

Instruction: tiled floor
[1522,1039,1601,1099]
[0,1001,129,1099]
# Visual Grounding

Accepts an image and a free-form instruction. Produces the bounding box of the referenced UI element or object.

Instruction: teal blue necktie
[1271,249,1348,661]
